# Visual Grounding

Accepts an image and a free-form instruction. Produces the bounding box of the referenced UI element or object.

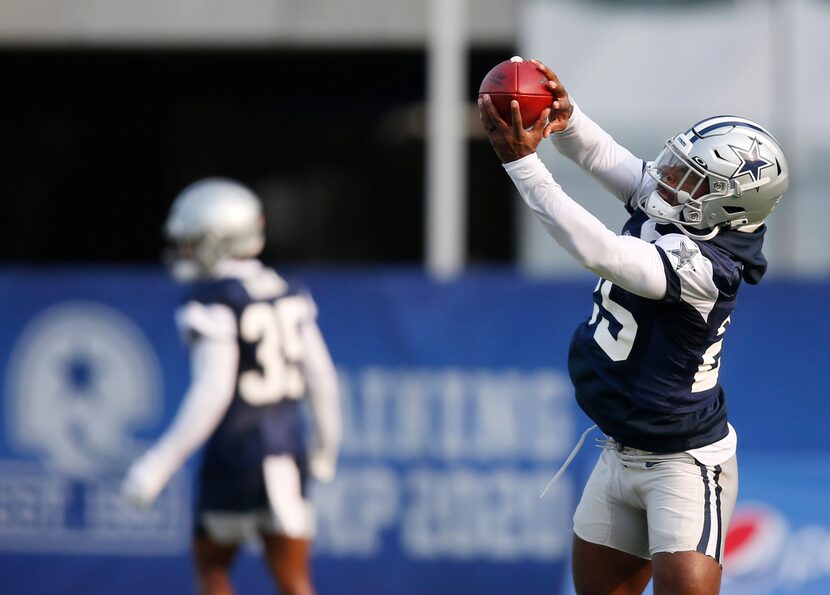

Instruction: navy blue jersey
[568,209,760,452]
[178,265,317,476]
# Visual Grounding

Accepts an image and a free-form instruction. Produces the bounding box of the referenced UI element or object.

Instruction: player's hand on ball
[529,59,574,134]
[479,94,550,164]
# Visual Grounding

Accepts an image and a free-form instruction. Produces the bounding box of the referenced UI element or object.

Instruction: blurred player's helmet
[640,116,789,239]
[164,178,265,281]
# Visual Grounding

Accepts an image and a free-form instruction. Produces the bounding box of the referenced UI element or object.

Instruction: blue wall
[0,268,827,595]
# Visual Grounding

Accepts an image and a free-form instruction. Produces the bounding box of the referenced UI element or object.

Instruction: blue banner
[0,268,826,594]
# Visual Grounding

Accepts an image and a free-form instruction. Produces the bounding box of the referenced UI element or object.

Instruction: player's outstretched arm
[122,335,239,507]
[479,89,666,298]
[301,320,341,483]
[530,59,644,205]
[503,153,667,299]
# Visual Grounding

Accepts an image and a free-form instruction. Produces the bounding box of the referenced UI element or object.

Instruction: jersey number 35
[238,295,310,406]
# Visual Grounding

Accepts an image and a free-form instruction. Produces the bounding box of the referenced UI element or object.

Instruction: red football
[479,56,553,128]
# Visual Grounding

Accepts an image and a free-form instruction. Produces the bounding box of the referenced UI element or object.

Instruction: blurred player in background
[479,61,788,595]
[122,178,340,595]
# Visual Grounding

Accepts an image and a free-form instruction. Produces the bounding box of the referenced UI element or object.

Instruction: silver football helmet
[640,116,789,239]
[164,178,265,281]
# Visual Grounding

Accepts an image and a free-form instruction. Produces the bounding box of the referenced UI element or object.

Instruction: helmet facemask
[163,236,202,282]
[165,226,265,282]
[645,144,712,219]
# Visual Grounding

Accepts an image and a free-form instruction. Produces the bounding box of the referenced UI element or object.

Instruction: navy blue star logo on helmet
[669,241,699,271]
[729,137,773,182]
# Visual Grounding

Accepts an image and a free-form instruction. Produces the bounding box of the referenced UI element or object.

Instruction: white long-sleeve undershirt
[155,336,240,467]
[122,334,239,505]
[300,320,341,479]
[504,153,667,300]
[551,102,645,205]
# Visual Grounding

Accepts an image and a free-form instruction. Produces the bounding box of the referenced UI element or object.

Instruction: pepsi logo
[723,502,830,594]
[723,504,787,578]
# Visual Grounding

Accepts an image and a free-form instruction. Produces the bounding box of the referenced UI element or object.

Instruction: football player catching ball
[479,59,788,595]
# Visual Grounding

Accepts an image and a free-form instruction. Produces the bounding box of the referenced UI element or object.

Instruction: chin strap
[673,222,721,241]
[736,221,763,233]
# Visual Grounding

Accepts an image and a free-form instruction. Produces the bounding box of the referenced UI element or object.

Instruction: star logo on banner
[729,137,773,182]
[64,350,96,394]
[669,241,699,271]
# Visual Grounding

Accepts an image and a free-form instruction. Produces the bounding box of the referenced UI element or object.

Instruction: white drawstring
[539,424,598,499]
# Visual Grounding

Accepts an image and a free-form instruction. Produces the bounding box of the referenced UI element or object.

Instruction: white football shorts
[573,444,737,563]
